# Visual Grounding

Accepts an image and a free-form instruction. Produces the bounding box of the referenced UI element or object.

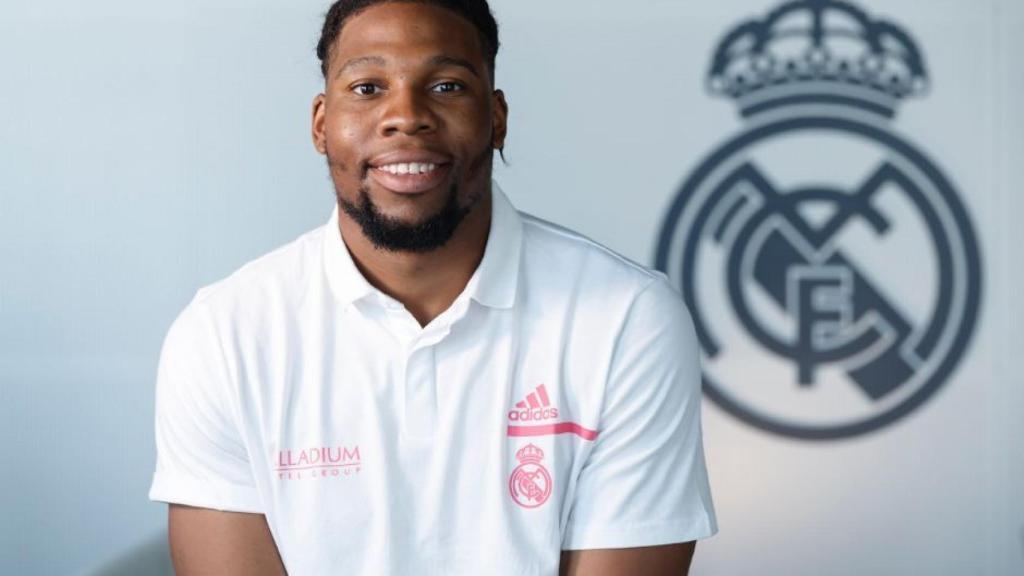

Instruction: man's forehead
[331,3,485,65]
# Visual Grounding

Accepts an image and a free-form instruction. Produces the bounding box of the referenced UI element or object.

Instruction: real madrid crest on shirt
[509,443,553,509]
[655,0,982,439]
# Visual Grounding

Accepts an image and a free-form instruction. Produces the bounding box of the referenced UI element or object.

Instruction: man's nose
[379,88,437,136]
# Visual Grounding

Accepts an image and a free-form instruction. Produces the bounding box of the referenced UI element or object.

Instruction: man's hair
[316,0,500,81]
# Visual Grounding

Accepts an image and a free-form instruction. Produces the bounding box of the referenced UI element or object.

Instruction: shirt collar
[322,203,376,308]
[465,181,523,309]
[321,180,523,310]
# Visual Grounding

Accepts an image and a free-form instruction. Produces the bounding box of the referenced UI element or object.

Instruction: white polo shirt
[149,184,717,576]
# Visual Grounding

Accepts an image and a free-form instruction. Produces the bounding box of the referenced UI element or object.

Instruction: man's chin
[358,190,454,227]
[338,181,470,253]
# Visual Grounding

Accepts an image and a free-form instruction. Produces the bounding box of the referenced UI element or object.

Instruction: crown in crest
[516,444,545,464]
[707,0,928,119]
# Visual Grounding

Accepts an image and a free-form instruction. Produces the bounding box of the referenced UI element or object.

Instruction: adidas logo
[508,384,559,422]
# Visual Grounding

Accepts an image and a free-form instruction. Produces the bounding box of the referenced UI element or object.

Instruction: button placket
[384,296,467,439]
[403,344,438,438]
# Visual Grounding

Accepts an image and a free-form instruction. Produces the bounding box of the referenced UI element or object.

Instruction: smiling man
[149,1,717,575]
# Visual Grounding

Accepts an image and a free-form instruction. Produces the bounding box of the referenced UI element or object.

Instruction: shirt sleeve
[148,296,263,513]
[562,276,718,550]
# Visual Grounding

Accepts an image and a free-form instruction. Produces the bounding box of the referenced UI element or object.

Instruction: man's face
[312,2,508,252]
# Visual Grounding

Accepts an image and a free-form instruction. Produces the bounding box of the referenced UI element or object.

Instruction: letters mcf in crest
[655,0,983,440]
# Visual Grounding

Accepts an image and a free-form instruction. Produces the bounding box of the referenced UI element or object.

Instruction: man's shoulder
[185,222,327,327]
[517,211,670,300]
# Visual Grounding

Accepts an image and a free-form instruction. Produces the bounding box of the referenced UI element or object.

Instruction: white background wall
[1,1,1021,574]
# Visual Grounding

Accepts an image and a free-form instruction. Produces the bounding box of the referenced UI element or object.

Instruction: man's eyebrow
[336,55,387,78]
[334,54,480,79]
[426,55,480,78]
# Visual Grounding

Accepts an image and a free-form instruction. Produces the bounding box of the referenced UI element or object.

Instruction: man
[148,1,717,574]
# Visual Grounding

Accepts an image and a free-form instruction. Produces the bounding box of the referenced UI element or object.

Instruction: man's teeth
[377,162,438,175]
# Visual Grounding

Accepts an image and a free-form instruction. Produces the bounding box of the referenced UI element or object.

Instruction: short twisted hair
[316,0,500,81]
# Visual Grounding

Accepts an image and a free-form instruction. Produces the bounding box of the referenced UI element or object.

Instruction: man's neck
[338,192,493,327]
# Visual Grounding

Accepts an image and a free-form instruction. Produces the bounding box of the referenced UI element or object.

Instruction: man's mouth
[367,151,453,195]
[375,162,440,175]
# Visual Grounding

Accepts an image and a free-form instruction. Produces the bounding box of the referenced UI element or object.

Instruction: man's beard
[338,180,474,253]
[334,143,493,253]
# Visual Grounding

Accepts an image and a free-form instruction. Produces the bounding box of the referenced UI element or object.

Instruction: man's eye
[432,82,463,94]
[352,84,380,96]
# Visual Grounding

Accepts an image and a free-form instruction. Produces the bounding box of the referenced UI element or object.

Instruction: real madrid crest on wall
[654,0,982,439]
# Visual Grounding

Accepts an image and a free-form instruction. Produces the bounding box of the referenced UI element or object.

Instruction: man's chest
[231,310,608,573]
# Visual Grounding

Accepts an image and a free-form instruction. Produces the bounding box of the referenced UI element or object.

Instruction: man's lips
[368,163,452,194]
[367,150,453,195]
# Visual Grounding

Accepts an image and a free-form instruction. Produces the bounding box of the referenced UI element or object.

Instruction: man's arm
[152,304,282,574]
[168,504,287,576]
[559,279,716,570]
[559,542,696,576]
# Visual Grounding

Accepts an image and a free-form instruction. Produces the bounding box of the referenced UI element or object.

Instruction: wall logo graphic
[655,0,982,439]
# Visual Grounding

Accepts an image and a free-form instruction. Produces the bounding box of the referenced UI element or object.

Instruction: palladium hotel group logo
[655,0,982,439]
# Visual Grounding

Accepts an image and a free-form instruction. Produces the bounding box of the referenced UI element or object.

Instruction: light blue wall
[0,2,333,573]
[1,1,1021,574]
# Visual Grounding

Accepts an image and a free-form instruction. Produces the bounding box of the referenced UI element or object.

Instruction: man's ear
[312,93,327,155]
[491,89,509,152]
